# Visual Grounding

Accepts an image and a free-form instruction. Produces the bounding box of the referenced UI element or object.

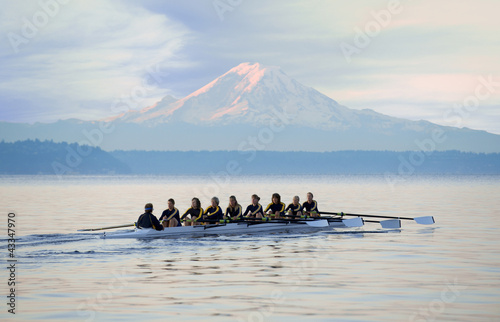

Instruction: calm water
[1,175,499,321]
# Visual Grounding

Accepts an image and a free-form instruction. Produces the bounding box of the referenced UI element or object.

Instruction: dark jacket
[136,212,163,231]
[204,206,223,220]
[225,205,242,219]
[243,204,264,217]
[160,208,181,226]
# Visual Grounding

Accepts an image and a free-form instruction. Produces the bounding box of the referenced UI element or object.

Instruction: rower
[243,194,264,218]
[203,197,223,222]
[285,195,303,218]
[265,193,286,219]
[159,198,181,228]
[136,203,163,231]
[225,195,242,220]
[302,192,319,217]
[181,198,204,226]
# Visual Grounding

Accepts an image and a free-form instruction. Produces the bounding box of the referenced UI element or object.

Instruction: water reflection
[2,175,500,321]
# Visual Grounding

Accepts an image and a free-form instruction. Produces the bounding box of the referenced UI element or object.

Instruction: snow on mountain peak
[116,62,374,129]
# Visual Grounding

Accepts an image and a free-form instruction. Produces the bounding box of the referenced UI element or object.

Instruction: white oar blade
[342,217,364,227]
[380,219,401,229]
[306,219,329,227]
[414,216,435,225]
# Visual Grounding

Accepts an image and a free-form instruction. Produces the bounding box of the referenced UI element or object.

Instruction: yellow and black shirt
[225,205,242,219]
[181,207,204,222]
[204,206,223,220]
[286,203,303,215]
[302,200,318,213]
[136,212,163,231]
[243,204,264,217]
[160,207,181,226]
[265,202,286,215]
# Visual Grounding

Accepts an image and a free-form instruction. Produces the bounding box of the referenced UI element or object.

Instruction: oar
[197,217,331,227]
[364,219,402,229]
[303,218,329,227]
[340,217,364,227]
[78,223,135,232]
[320,212,434,225]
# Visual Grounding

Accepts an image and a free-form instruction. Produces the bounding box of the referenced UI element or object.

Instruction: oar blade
[342,217,364,227]
[306,219,329,227]
[379,219,401,229]
[414,216,435,225]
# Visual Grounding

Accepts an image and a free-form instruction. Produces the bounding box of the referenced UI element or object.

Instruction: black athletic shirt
[225,205,242,218]
[286,203,303,215]
[136,212,163,231]
[243,204,264,217]
[302,200,318,213]
[159,208,181,227]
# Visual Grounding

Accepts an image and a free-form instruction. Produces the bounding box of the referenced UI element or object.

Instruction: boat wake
[3,232,101,249]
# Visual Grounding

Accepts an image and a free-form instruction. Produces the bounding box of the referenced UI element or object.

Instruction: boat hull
[101,219,352,239]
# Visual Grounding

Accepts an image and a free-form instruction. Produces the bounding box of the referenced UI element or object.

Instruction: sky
[0,0,499,134]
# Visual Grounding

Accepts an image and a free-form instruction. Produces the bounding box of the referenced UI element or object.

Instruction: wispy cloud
[0,0,190,122]
[0,0,499,134]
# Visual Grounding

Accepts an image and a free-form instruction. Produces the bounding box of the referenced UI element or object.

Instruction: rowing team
[136,192,320,231]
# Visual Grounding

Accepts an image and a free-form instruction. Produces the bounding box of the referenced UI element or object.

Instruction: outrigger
[78,213,435,239]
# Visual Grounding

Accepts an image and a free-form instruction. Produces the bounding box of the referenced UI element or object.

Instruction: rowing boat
[100,217,364,239]
[84,213,434,239]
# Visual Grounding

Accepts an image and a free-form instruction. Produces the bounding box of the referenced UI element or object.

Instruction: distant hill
[0,140,130,175]
[110,150,500,175]
[1,140,499,175]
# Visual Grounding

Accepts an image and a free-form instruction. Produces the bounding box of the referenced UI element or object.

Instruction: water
[1,175,499,321]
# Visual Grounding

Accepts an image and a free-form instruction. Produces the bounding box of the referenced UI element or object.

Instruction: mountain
[115,62,438,132]
[1,62,500,152]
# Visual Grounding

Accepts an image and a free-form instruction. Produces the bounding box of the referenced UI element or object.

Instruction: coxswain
[243,194,264,218]
[181,198,204,226]
[265,193,286,219]
[203,197,223,222]
[285,195,303,218]
[136,203,163,231]
[302,192,319,217]
[159,198,181,228]
[225,195,242,220]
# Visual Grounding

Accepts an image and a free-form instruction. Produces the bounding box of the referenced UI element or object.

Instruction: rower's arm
[206,206,221,218]
[181,208,191,220]
[136,214,144,227]
[166,209,178,221]
[194,209,204,222]
[151,215,163,231]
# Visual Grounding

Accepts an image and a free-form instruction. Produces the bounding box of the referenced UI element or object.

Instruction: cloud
[0,0,190,122]
[0,0,498,134]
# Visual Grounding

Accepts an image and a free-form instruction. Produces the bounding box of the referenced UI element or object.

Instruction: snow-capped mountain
[116,62,419,131]
[2,62,500,152]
